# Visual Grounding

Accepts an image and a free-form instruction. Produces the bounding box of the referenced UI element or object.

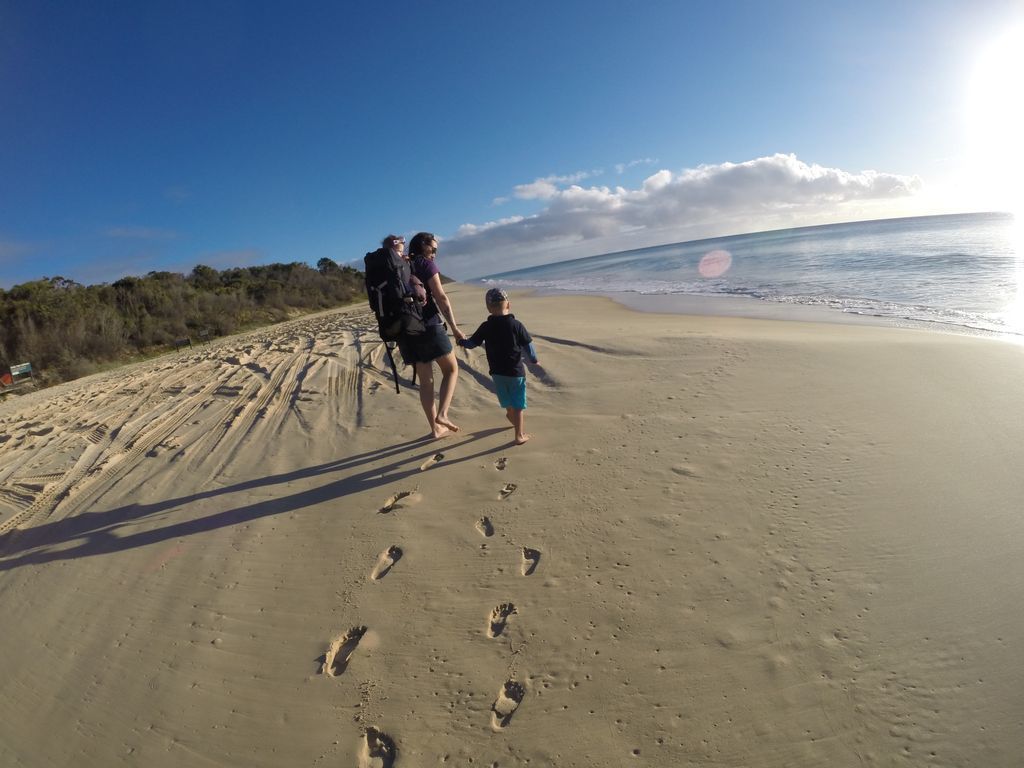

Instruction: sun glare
[967,25,1024,218]
[1003,215,1024,335]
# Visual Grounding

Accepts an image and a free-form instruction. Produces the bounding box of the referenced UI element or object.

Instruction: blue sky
[1,0,1022,287]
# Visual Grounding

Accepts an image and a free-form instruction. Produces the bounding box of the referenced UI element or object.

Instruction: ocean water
[477,212,1024,337]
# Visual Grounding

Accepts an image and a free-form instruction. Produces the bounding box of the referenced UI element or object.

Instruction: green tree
[1,259,368,388]
[317,257,341,275]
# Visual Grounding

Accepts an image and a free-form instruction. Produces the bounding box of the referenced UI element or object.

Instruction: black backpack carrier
[364,247,425,391]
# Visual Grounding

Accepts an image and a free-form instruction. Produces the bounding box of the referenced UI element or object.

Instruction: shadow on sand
[0,427,509,572]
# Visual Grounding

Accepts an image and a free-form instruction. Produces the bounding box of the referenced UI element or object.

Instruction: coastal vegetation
[0,259,364,389]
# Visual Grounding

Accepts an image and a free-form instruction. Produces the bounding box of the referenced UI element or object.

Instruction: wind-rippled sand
[1,286,1022,766]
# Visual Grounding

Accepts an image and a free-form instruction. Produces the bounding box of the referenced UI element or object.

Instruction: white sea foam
[477,213,1021,337]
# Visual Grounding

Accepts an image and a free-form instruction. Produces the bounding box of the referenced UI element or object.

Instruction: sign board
[10,363,31,377]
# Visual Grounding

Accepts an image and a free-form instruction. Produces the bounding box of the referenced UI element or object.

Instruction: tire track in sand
[0,376,224,535]
[201,347,311,477]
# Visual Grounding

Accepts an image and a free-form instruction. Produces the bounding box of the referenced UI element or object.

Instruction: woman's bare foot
[435,415,460,433]
[514,433,530,445]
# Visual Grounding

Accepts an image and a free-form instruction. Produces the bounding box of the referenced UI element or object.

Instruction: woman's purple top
[411,256,443,327]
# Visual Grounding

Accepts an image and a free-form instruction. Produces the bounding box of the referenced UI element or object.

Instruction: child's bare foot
[431,425,451,440]
[435,415,460,433]
[514,433,530,445]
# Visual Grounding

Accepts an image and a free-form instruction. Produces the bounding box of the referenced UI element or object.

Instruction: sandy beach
[1,283,1023,767]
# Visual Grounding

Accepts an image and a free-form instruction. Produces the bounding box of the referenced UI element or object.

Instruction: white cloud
[642,170,672,192]
[0,240,38,286]
[442,153,924,278]
[511,179,560,200]
[505,170,600,201]
[0,239,32,262]
[615,157,657,174]
[164,185,190,203]
[105,226,179,240]
[455,215,527,237]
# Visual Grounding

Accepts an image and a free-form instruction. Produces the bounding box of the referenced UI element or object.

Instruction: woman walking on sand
[399,232,465,439]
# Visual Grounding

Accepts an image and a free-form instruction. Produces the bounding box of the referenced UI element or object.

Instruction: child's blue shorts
[492,374,527,410]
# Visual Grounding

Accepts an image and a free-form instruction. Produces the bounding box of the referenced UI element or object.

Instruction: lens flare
[699,249,732,278]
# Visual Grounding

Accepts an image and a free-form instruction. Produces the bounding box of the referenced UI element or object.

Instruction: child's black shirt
[465,314,533,377]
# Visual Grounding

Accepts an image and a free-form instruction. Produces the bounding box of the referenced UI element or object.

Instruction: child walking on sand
[457,288,538,445]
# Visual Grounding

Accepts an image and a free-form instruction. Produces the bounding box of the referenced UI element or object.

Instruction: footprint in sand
[419,452,444,471]
[476,517,494,537]
[494,457,508,471]
[359,726,396,768]
[371,546,403,580]
[378,490,415,514]
[487,603,517,638]
[321,626,367,677]
[499,483,517,500]
[521,547,541,576]
[491,680,526,730]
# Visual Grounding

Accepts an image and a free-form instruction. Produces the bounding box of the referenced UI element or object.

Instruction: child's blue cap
[485,287,509,304]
